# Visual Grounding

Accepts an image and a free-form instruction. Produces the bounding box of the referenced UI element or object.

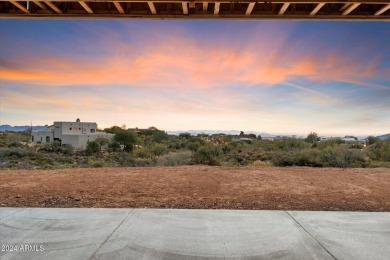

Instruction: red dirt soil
[1,166,389,211]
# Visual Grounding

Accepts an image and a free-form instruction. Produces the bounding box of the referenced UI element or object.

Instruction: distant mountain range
[166,130,301,138]
[0,125,48,131]
[377,134,390,140]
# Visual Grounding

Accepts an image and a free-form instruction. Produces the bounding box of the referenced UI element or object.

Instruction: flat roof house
[31,119,114,149]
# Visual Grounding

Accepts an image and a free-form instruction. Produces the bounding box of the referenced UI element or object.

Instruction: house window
[46,136,50,143]
[69,127,72,130]
[90,129,95,133]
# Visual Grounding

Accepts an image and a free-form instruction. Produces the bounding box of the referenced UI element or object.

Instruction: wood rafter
[33,1,47,9]
[339,3,352,12]
[79,1,93,14]
[342,3,360,15]
[9,1,30,13]
[310,3,325,15]
[374,3,390,15]
[214,2,220,15]
[44,1,62,13]
[113,2,125,14]
[279,3,290,15]
[203,2,208,11]
[2,1,390,20]
[246,2,255,15]
[182,2,188,14]
[147,1,156,14]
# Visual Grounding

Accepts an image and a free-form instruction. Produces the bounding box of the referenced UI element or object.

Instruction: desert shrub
[321,146,366,168]
[317,139,344,150]
[6,147,35,158]
[367,140,390,161]
[133,157,154,166]
[193,146,222,166]
[156,151,193,166]
[116,153,134,166]
[271,152,297,166]
[250,160,272,166]
[108,141,121,152]
[186,141,202,152]
[92,161,104,167]
[274,139,311,151]
[133,147,153,158]
[151,130,169,143]
[61,145,74,155]
[271,149,323,167]
[147,143,168,156]
[86,141,99,155]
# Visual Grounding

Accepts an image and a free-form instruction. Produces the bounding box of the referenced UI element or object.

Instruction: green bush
[317,139,344,150]
[367,140,390,161]
[114,130,137,152]
[147,143,168,156]
[321,146,366,168]
[116,153,134,166]
[61,145,74,155]
[274,139,311,151]
[156,151,193,166]
[193,146,222,166]
[133,147,153,159]
[86,141,99,155]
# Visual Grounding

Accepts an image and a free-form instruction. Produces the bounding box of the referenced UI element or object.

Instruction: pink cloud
[1,29,386,91]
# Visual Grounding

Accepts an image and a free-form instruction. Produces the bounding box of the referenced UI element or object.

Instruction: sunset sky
[0,20,389,136]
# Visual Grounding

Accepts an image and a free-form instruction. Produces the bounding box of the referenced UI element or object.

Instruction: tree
[103,125,122,134]
[367,136,379,145]
[305,132,319,146]
[114,130,137,152]
[95,136,109,151]
[151,130,169,143]
[86,141,99,155]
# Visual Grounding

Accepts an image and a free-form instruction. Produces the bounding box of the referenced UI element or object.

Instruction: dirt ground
[0,166,389,211]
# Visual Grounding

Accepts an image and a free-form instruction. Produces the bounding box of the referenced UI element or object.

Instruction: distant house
[31,119,114,149]
[128,127,149,134]
[232,137,253,143]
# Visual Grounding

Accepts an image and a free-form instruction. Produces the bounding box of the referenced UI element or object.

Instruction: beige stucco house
[31,119,114,149]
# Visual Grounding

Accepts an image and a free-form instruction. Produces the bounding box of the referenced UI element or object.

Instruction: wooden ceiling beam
[339,3,352,11]
[182,2,188,14]
[203,2,208,11]
[246,2,255,15]
[279,3,290,15]
[342,3,360,15]
[147,2,156,14]
[113,2,125,14]
[9,1,30,13]
[310,3,325,15]
[79,1,93,14]
[214,2,220,15]
[33,1,47,9]
[374,3,390,15]
[44,1,62,13]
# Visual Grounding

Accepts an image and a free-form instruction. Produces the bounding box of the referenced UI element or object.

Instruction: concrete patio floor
[1,208,389,259]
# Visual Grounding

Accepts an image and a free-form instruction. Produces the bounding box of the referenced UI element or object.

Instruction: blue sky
[0,20,389,135]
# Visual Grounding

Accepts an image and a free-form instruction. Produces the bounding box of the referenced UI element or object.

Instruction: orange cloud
[1,32,387,91]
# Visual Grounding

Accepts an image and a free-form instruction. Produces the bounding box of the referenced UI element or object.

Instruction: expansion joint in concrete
[285,211,337,260]
[88,208,135,259]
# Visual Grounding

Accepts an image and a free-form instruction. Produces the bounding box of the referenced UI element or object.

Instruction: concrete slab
[0,208,25,220]
[1,208,389,260]
[288,211,390,260]
[93,209,333,259]
[0,208,132,260]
